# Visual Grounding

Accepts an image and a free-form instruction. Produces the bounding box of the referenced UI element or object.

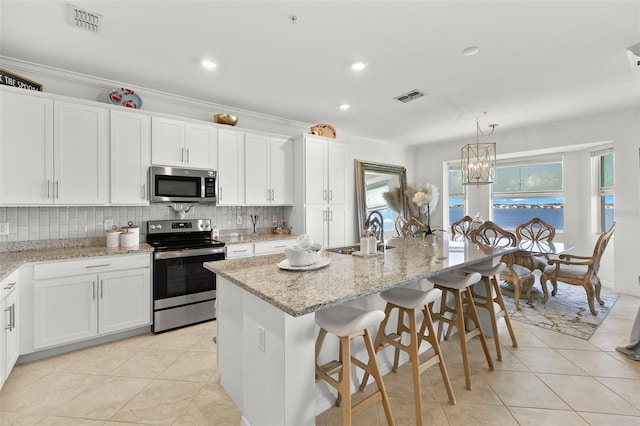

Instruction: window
[448,168,465,227]
[595,150,614,232]
[492,160,564,230]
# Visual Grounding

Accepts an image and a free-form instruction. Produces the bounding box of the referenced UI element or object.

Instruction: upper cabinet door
[304,137,328,204]
[327,141,346,204]
[245,133,270,205]
[269,137,293,205]
[217,128,245,206]
[110,109,151,205]
[0,91,54,205]
[53,101,109,205]
[184,123,217,169]
[151,117,185,167]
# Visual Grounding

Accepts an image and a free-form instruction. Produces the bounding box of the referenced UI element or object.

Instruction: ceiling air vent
[68,4,102,33]
[394,89,425,103]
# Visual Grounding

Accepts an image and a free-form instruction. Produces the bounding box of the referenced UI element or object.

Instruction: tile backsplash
[0,204,287,242]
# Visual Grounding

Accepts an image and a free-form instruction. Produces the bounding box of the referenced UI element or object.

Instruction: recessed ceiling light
[462,46,480,56]
[339,104,351,110]
[351,61,367,71]
[201,59,217,69]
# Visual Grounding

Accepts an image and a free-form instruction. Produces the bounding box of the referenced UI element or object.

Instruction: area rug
[500,282,619,340]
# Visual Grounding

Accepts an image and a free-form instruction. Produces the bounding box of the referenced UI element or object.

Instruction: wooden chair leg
[359,304,393,392]
[481,277,502,361]
[406,308,423,424]
[595,277,605,306]
[453,290,473,390]
[339,335,351,425]
[464,287,494,373]
[422,304,455,405]
[583,282,598,316]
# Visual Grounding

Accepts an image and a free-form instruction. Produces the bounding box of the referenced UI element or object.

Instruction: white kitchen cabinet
[0,90,53,205]
[245,133,293,205]
[226,243,254,258]
[253,239,297,255]
[304,136,346,205]
[110,109,151,205]
[1,270,18,390]
[151,117,218,168]
[32,254,151,350]
[0,90,109,206]
[305,205,347,248]
[217,128,245,205]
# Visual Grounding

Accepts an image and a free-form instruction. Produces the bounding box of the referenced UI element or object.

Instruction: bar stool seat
[462,261,518,361]
[315,305,394,426]
[429,271,494,390]
[360,287,455,425]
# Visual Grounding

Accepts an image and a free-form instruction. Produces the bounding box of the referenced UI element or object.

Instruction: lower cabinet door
[34,275,98,350]
[98,268,151,335]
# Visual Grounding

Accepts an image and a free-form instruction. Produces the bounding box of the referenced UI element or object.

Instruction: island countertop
[204,237,515,317]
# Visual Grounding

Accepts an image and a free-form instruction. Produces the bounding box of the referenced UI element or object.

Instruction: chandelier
[461,118,497,185]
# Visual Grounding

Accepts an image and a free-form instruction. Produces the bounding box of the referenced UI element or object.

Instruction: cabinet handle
[142,183,146,200]
[274,245,287,248]
[329,189,333,201]
[330,210,333,221]
[323,190,328,201]
[56,180,60,199]
[100,280,104,299]
[92,281,96,300]
[3,282,16,290]
[47,179,51,199]
[323,210,327,221]
[10,304,15,330]
[4,306,11,331]
[181,148,184,163]
[186,148,190,164]
[86,264,110,269]
[266,189,270,201]
[232,249,249,253]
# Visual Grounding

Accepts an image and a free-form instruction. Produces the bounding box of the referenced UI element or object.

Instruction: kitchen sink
[326,243,395,255]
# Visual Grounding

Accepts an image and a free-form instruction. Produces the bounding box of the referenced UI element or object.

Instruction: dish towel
[616,303,640,361]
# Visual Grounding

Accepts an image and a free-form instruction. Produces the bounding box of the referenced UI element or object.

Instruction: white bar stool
[428,271,494,390]
[315,305,395,426]
[462,261,518,361]
[360,287,455,425]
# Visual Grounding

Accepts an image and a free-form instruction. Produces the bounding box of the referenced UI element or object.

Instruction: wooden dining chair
[540,222,615,315]
[450,215,473,241]
[470,221,536,310]
[400,217,429,237]
[515,217,556,272]
[394,215,408,237]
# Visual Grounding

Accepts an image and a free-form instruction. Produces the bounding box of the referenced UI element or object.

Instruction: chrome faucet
[364,210,385,242]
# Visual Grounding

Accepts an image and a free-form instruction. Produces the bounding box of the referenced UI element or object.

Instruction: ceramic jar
[106,226,122,248]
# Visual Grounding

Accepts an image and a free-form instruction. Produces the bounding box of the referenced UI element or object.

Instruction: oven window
[156,175,200,198]
[154,254,216,300]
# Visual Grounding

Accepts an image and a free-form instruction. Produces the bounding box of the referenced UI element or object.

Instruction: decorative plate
[309,123,336,138]
[108,87,143,109]
[277,257,331,271]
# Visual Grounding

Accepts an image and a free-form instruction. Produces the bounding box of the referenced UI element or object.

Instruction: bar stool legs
[315,306,394,426]
[465,262,518,361]
[361,288,455,425]
[429,272,494,390]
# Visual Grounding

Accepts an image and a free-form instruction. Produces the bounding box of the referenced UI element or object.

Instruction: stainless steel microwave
[149,166,216,203]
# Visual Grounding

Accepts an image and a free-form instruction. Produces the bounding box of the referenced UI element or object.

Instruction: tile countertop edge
[0,244,154,282]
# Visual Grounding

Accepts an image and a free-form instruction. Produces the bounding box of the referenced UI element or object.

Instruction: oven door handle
[154,247,226,260]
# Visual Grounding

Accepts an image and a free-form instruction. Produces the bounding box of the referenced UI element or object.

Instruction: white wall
[413,107,640,296]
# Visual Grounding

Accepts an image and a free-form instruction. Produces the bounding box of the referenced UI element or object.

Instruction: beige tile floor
[2,293,640,425]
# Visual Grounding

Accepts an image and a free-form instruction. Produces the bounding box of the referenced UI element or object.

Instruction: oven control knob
[156,224,163,230]
[149,225,156,231]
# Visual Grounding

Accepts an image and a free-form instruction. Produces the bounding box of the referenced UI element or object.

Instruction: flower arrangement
[406,183,439,223]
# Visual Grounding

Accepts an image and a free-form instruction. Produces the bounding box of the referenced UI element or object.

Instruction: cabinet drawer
[34,254,150,280]
[1,269,19,301]
[254,239,296,255]
[226,243,254,258]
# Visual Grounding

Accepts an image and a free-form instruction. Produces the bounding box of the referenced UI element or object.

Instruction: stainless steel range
[147,219,226,333]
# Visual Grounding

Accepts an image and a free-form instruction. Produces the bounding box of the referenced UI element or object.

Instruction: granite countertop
[0,240,153,282]
[204,238,516,317]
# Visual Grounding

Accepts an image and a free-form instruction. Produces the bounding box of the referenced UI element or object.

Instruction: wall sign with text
[0,68,43,91]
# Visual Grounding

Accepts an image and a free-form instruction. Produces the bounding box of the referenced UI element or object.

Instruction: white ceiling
[1,1,639,146]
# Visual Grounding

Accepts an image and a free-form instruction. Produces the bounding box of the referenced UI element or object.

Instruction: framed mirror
[355,160,408,239]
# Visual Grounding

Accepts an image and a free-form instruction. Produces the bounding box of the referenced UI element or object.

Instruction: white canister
[106,226,122,248]
[120,229,138,247]
[121,221,140,239]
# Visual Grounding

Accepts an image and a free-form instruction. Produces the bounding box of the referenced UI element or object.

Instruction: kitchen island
[204,238,515,426]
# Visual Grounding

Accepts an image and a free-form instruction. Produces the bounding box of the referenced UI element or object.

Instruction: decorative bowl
[285,243,322,267]
[214,113,239,126]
